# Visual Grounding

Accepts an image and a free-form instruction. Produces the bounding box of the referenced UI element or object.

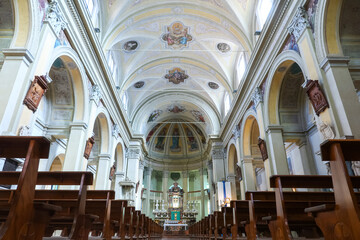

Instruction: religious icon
[23,75,48,112]
[305,80,329,116]
[257,138,268,161]
[162,22,193,49]
[123,40,139,51]
[167,104,186,113]
[84,136,95,159]
[165,68,189,84]
[148,110,162,123]
[170,128,181,152]
[155,128,167,150]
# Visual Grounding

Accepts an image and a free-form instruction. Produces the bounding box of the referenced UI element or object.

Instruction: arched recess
[0,0,14,69]
[49,154,64,171]
[88,110,112,190]
[266,59,325,175]
[339,0,360,96]
[227,144,241,200]
[242,114,266,191]
[111,141,125,191]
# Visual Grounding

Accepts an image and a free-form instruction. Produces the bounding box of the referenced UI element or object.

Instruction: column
[95,154,111,190]
[211,142,225,210]
[63,122,88,171]
[0,1,67,134]
[252,87,271,190]
[125,146,141,205]
[114,171,125,199]
[266,126,289,175]
[162,171,169,203]
[200,168,205,219]
[320,57,360,138]
[207,161,215,213]
[226,174,237,200]
[240,157,256,193]
[145,167,153,216]
[297,141,316,175]
[135,161,145,210]
[182,171,188,205]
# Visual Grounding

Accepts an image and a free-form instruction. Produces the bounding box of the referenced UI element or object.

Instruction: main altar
[153,182,198,234]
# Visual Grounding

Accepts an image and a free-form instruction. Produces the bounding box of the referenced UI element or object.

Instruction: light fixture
[94,28,100,33]
[254,31,261,36]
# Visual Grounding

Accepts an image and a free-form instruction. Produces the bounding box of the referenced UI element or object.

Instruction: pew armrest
[262,215,276,221]
[304,204,335,214]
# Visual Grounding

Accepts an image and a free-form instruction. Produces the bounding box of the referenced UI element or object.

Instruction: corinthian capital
[287,7,310,41]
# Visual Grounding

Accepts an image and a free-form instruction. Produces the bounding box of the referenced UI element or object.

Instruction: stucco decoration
[134,81,144,88]
[123,40,139,52]
[319,121,335,140]
[252,87,263,106]
[217,43,231,53]
[162,22,193,49]
[208,82,219,89]
[23,75,48,112]
[165,67,189,84]
[305,80,329,116]
[287,7,310,41]
[45,0,67,36]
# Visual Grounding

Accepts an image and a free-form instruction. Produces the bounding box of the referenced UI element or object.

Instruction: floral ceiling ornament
[167,104,186,113]
[165,67,189,84]
[162,22,193,49]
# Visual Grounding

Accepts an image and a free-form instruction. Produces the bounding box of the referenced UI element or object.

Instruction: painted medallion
[162,22,193,49]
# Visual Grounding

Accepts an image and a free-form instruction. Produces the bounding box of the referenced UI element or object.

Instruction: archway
[267,61,323,175]
[242,115,266,191]
[0,0,14,70]
[228,144,241,200]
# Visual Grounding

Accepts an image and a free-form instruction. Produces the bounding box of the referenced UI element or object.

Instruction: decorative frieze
[112,124,121,139]
[305,80,329,116]
[90,85,102,103]
[45,0,67,36]
[23,76,48,112]
[288,7,310,41]
[252,87,264,107]
[212,148,224,159]
[232,124,241,139]
[127,148,140,159]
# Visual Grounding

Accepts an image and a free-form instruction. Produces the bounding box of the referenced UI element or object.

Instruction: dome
[146,121,208,169]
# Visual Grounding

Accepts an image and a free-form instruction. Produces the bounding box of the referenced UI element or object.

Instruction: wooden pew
[0,136,52,240]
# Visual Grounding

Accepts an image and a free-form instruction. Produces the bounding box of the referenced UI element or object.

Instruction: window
[122,92,128,112]
[256,0,274,30]
[236,53,247,87]
[84,0,94,15]
[224,92,231,117]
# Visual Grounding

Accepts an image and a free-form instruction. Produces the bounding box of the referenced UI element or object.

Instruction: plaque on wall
[84,136,95,159]
[23,75,48,112]
[305,80,329,116]
[258,138,268,161]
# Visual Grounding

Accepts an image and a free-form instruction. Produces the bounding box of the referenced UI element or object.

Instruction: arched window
[83,0,99,27]
[121,92,128,112]
[236,53,247,87]
[256,0,274,30]
[224,92,231,117]
[107,53,117,80]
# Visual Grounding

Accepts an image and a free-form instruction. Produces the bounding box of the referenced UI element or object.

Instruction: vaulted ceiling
[96,0,261,163]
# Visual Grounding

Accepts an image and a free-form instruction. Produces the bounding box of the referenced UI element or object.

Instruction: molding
[320,56,351,72]
[2,48,34,66]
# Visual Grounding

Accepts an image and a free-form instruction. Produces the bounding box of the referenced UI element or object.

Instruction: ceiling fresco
[96,0,261,163]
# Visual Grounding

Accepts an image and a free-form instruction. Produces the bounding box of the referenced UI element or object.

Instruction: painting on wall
[170,127,181,152]
[282,35,300,53]
[184,126,199,151]
[123,40,139,52]
[134,81,145,88]
[165,67,189,84]
[306,0,319,33]
[191,110,205,123]
[146,123,161,143]
[147,110,163,123]
[155,126,168,151]
[167,104,186,113]
[162,22,193,49]
[192,124,206,145]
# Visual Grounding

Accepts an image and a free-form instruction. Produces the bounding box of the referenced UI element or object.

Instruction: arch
[264,51,308,126]
[0,0,15,67]
[12,0,32,48]
[49,154,65,171]
[89,108,112,154]
[227,143,237,175]
[113,141,125,172]
[47,47,89,122]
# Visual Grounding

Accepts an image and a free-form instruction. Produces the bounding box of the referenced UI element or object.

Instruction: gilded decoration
[165,68,189,85]
[162,22,193,49]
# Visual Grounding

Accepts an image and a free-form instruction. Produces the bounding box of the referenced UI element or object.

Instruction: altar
[153,182,198,227]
